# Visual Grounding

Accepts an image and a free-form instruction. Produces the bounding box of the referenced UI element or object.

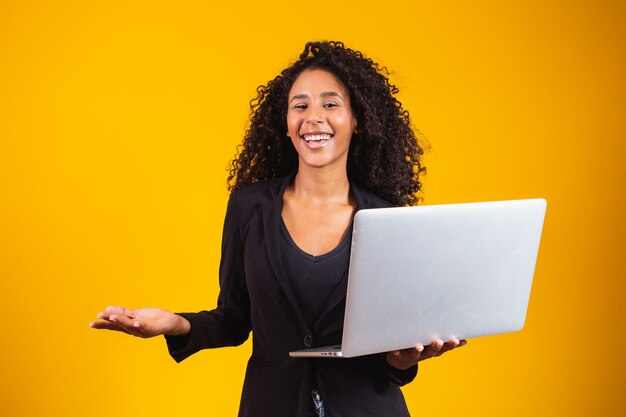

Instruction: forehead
[289,68,349,96]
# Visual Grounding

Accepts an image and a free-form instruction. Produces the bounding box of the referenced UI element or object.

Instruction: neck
[291,164,350,204]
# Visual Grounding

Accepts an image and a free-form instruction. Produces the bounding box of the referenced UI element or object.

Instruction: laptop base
[289,344,344,358]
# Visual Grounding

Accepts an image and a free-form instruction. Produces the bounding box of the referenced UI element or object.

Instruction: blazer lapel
[315,180,388,323]
[262,174,311,332]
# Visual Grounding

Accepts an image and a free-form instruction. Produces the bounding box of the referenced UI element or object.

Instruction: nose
[305,107,324,124]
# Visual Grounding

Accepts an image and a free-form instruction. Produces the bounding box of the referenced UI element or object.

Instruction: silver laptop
[289,198,547,358]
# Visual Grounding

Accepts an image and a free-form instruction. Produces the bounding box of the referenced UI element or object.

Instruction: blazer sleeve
[164,190,251,362]
[382,354,418,386]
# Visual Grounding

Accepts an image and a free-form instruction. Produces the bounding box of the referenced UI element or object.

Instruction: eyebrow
[290,91,343,102]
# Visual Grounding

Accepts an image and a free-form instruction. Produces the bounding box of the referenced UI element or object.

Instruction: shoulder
[227,175,292,221]
[231,176,289,206]
[224,177,290,237]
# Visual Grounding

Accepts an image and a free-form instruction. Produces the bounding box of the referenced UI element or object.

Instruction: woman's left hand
[386,338,467,370]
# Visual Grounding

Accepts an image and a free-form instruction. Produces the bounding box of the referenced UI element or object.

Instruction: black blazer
[165,174,418,417]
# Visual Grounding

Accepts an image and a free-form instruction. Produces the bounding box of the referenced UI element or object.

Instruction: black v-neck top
[279,217,353,328]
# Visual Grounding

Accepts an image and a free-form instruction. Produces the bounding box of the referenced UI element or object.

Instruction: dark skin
[387,338,467,370]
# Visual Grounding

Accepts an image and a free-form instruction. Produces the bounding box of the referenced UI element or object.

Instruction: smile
[300,133,333,143]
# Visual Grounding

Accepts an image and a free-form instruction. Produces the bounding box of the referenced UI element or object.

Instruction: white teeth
[302,133,332,142]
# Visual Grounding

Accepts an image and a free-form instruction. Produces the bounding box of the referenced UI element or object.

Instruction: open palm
[89,306,189,338]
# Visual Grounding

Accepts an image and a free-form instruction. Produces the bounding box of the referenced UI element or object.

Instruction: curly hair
[228,41,426,207]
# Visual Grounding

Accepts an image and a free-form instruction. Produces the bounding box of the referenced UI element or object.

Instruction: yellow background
[1,0,624,415]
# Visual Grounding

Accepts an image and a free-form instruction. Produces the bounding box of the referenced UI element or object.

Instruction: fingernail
[109,315,117,323]
[96,313,104,319]
[133,322,140,328]
[417,345,424,352]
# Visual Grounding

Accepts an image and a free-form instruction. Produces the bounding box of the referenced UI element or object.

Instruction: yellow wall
[1,1,624,415]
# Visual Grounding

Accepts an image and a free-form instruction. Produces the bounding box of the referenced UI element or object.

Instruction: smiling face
[286,68,358,172]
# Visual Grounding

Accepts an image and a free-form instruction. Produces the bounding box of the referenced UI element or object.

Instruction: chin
[302,161,332,169]
[299,156,346,171]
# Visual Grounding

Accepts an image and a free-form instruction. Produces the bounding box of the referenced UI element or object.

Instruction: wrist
[167,314,191,336]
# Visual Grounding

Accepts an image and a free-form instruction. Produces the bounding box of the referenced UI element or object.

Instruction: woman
[90,41,466,417]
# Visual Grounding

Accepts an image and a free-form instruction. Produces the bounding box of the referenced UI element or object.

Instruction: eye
[293,103,307,110]
[323,102,338,109]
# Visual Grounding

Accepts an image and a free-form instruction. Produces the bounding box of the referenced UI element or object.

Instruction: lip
[298,131,334,149]
[299,131,334,142]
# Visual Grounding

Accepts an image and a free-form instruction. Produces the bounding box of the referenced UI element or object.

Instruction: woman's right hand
[89,306,191,338]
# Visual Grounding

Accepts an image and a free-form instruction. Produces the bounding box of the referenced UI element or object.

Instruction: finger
[425,339,444,358]
[437,338,460,356]
[108,313,142,334]
[414,344,424,362]
[109,314,146,337]
[99,306,136,320]
[390,345,423,369]
[398,344,423,364]
[89,319,132,334]
[129,320,153,338]
[400,344,425,364]
[92,316,147,337]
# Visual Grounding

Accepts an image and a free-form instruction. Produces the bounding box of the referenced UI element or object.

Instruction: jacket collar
[262,174,307,330]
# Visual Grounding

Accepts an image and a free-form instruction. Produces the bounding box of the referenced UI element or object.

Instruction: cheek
[286,113,300,134]
[333,113,356,133]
